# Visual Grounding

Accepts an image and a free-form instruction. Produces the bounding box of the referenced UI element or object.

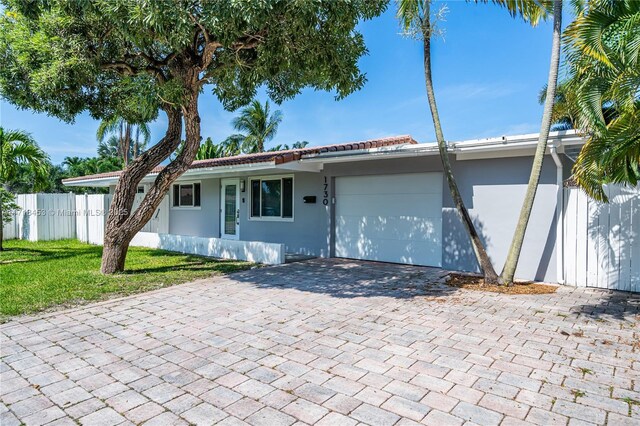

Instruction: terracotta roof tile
[62,135,415,184]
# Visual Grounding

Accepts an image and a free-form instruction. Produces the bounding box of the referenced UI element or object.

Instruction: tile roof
[62,135,416,184]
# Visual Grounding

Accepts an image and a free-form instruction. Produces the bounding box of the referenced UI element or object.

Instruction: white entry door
[221,179,240,240]
[334,173,443,267]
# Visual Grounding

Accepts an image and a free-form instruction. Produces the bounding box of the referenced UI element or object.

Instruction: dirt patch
[446,273,558,295]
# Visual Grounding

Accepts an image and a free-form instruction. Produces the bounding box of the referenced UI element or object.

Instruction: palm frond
[1,127,50,190]
[474,0,551,26]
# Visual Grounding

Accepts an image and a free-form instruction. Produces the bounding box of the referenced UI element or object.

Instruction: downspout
[550,144,564,284]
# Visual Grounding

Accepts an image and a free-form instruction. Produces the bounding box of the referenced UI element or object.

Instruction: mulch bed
[446,273,558,295]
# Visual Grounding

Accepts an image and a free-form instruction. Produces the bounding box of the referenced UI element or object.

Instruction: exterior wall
[169,177,220,237]
[324,155,560,282]
[238,172,329,256]
[448,156,559,282]
[159,154,561,282]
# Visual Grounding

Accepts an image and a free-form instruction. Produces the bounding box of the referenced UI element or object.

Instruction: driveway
[1,259,639,426]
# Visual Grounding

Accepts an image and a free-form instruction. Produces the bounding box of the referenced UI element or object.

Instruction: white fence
[75,194,112,245]
[2,193,76,242]
[3,193,168,244]
[74,193,169,244]
[564,185,640,292]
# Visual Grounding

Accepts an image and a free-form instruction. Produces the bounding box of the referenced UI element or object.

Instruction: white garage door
[334,173,443,267]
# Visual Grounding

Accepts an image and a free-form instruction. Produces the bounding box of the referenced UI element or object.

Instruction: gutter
[550,143,565,285]
[300,144,439,164]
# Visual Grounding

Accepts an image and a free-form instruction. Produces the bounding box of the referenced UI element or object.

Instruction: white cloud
[437,82,523,101]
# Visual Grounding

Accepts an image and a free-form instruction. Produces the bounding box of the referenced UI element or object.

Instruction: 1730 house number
[323,176,329,206]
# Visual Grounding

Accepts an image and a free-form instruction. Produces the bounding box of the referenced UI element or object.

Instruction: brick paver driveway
[2,259,639,426]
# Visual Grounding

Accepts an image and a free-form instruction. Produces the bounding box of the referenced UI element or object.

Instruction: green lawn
[0,239,252,319]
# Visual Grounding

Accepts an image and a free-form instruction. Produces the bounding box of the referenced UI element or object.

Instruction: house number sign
[323,176,329,206]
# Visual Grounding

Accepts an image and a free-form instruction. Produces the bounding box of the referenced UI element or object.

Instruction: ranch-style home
[62,130,640,291]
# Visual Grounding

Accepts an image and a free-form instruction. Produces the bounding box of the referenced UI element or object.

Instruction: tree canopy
[563,0,640,201]
[0,0,386,122]
[0,0,387,273]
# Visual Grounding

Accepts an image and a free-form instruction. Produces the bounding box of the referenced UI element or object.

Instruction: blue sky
[0,2,566,164]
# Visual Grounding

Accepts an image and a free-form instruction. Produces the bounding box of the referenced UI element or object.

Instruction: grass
[0,239,252,319]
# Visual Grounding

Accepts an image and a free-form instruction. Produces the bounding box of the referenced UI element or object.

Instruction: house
[63,131,588,283]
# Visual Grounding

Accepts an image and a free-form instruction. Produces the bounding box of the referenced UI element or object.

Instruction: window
[137,186,145,194]
[250,176,293,220]
[172,182,201,208]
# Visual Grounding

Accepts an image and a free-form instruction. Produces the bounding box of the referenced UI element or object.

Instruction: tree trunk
[420,4,500,284]
[101,85,203,274]
[501,0,563,285]
[133,126,140,159]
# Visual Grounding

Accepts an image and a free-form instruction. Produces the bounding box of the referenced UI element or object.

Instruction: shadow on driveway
[570,289,640,322]
[231,258,640,324]
[231,258,459,299]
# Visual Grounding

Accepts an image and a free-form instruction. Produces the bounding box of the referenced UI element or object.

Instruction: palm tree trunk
[421,2,499,284]
[118,121,125,166]
[501,0,563,285]
[123,123,132,167]
[134,126,140,159]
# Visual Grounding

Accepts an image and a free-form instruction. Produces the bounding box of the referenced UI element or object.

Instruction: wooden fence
[563,185,640,292]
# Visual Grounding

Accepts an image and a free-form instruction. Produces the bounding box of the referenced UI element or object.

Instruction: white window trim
[171,180,202,210]
[248,174,294,222]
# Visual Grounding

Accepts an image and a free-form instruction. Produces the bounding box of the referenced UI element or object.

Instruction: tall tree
[218,135,243,157]
[0,127,49,250]
[229,100,283,153]
[539,80,619,132]
[269,141,310,151]
[0,0,386,273]
[398,0,501,283]
[539,81,580,131]
[564,0,640,201]
[195,137,223,160]
[97,116,151,166]
[500,0,562,285]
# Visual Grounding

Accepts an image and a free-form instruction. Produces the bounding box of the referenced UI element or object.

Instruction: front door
[221,179,240,240]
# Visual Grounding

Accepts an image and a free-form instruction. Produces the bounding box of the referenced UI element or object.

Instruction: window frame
[171,181,202,210]
[248,175,294,222]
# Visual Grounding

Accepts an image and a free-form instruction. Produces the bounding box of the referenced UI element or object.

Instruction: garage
[334,172,443,267]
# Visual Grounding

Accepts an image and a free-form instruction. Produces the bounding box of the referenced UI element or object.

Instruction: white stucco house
[63,130,640,292]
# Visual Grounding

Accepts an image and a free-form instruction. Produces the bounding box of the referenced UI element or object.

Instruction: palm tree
[500,0,563,285]
[539,80,619,131]
[96,116,151,166]
[97,135,120,158]
[62,156,86,176]
[228,100,283,154]
[131,125,150,159]
[0,127,49,250]
[539,81,579,131]
[220,134,244,156]
[269,141,310,151]
[398,0,500,284]
[195,137,224,160]
[564,0,640,201]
